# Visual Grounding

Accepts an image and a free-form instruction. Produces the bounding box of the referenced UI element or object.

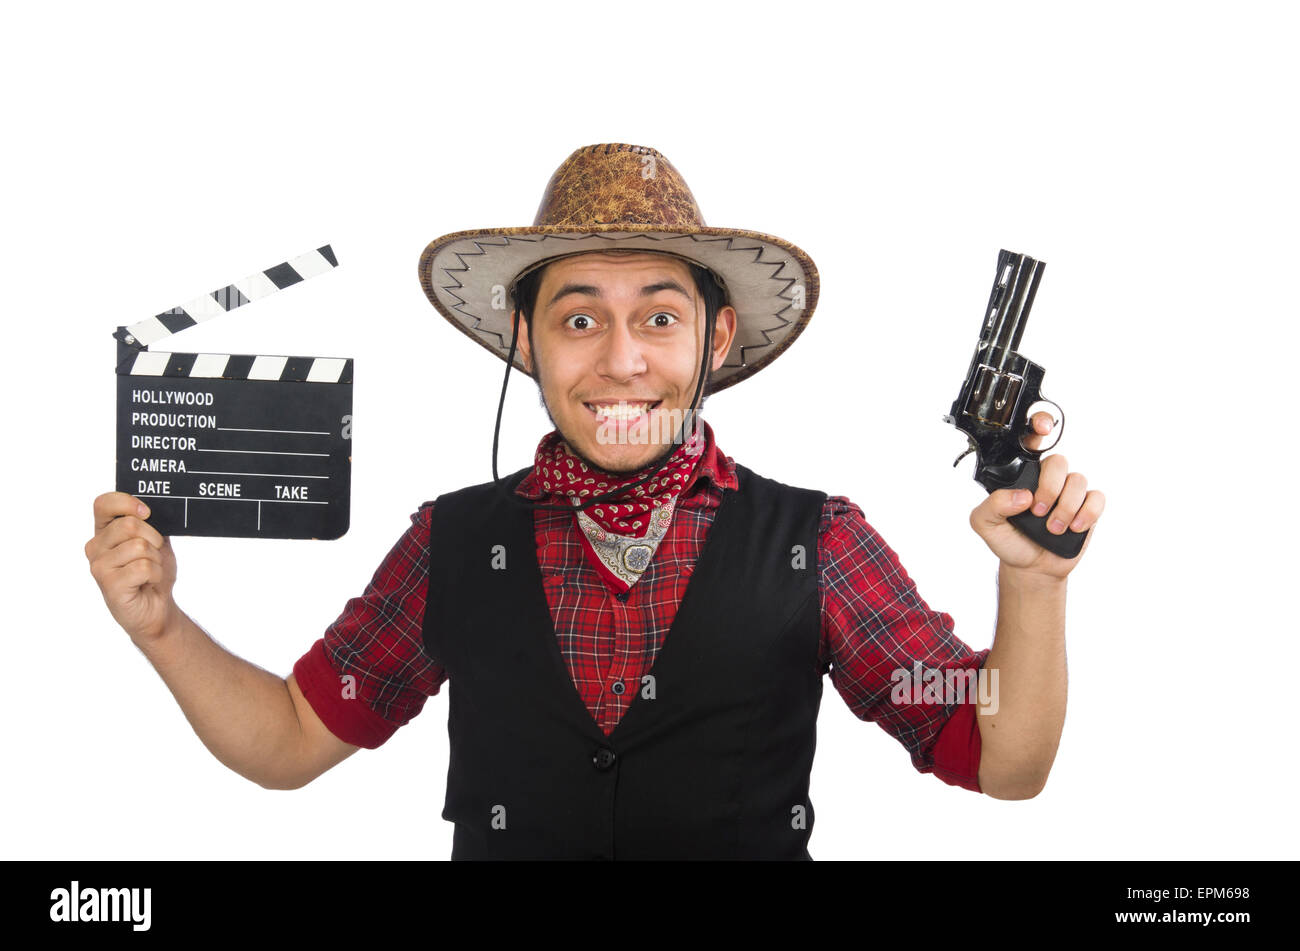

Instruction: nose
[594,318,647,381]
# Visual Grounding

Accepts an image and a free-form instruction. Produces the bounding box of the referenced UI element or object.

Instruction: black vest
[422,462,827,860]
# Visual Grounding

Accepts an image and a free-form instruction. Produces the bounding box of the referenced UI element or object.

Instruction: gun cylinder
[966,364,1024,427]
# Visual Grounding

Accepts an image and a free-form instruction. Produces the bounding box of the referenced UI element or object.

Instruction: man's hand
[85,492,180,646]
[968,412,1105,579]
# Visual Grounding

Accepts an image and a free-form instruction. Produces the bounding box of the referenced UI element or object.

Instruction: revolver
[943,249,1088,559]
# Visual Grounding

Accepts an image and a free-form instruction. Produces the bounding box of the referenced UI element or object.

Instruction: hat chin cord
[492,307,714,512]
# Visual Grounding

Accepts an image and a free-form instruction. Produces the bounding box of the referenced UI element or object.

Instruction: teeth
[589,401,653,419]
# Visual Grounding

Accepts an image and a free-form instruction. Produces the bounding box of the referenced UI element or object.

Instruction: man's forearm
[137,609,306,790]
[976,563,1068,798]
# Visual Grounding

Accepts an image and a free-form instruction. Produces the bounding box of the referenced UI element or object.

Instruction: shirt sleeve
[818,495,990,793]
[291,501,447,749]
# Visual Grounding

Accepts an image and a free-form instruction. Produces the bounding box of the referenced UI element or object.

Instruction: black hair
[510,257,728,398]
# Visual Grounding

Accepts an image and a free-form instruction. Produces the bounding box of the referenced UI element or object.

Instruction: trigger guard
[1020,398,1065,453]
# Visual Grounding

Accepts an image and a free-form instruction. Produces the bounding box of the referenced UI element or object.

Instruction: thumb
[975,488,1035,526]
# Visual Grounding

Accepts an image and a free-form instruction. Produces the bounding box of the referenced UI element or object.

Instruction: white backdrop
[3,0,1294,860]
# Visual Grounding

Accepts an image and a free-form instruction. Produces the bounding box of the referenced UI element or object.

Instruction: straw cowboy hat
[417,143,820,395]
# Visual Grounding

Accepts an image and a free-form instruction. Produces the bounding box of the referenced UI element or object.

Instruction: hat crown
[533,144,707,230]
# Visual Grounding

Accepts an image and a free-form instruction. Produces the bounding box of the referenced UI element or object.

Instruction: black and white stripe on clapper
[114,245,339,349]
[114,244,353,540]
[121,350,354,384]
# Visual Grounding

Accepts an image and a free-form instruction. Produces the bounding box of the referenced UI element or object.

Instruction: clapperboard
[114,246,352,539]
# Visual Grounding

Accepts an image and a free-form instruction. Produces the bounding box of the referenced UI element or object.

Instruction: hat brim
[417,224,819,395]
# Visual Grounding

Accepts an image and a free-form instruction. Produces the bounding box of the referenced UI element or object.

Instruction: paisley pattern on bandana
[532,425,706,592]
[575,497,677,590]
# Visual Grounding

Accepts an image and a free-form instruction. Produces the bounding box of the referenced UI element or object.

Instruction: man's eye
[649,312,679,327]
[565,314,595,331]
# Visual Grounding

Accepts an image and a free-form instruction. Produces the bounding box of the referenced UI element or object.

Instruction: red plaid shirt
[294,421,990,792]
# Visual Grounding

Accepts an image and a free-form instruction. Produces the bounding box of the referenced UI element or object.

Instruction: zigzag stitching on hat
[436,238,537,349]
[438,236,519,291]
[685,236,801,368]
[435,232,804,361]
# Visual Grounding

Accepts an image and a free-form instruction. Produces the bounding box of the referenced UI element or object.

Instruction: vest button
[592,747,617,771]
[611,680,625,695]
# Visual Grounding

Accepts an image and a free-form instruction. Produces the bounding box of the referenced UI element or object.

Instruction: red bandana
[532,425,706,538]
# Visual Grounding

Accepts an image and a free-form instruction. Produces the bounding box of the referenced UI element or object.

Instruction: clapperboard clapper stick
[114,245,352,539]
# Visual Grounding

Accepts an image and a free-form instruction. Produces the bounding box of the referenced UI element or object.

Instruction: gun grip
[1002,457,1089,559]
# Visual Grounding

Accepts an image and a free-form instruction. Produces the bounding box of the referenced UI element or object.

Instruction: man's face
[515,251,737,475]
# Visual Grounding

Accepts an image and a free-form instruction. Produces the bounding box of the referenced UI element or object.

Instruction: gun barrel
[984,250,1045,368]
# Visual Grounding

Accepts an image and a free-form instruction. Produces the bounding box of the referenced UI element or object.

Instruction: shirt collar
[515,417,737,501]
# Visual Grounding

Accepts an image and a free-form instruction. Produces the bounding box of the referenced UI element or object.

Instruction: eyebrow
[546,280,693,309]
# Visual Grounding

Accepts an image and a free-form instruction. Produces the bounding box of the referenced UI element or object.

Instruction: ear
[710,305,738,372]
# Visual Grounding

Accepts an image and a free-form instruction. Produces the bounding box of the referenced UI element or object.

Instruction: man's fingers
[1045,471,1088,534]
[1020,412,1056,452]
[1029,453,1068,517]
[97,536,164,573]
[85,513,165,562]
[1066,489,1106,534]
[102,557,165,592]
[94,492,151,533]
[106,514,165,551]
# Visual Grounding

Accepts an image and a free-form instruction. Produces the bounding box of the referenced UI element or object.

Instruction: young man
[86,143,1103,860]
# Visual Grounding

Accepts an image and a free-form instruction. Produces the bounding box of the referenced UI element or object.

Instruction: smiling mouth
[584,400,662,421]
